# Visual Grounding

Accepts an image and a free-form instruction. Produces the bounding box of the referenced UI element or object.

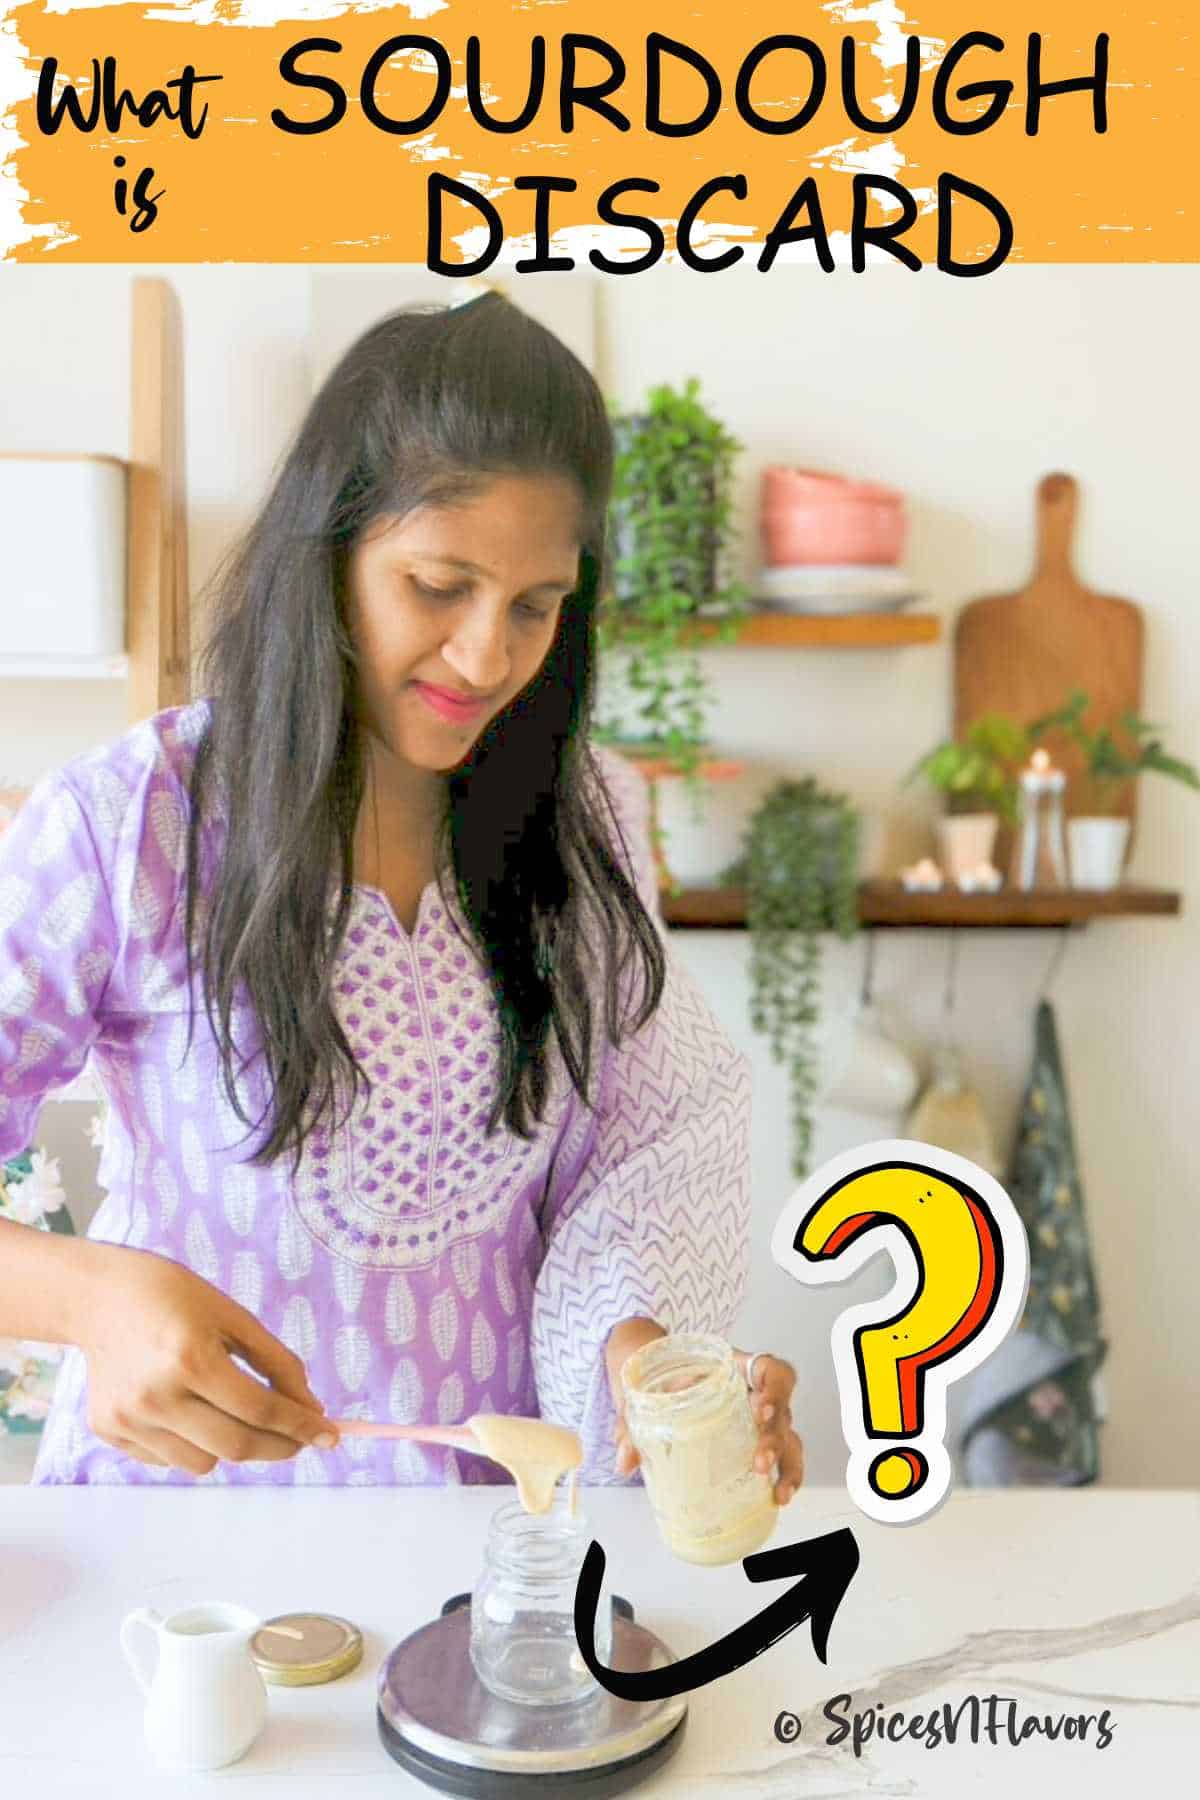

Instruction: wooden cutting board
[954,473,1144,821]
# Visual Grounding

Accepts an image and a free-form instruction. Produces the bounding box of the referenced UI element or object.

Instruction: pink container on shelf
[760,467,907,566]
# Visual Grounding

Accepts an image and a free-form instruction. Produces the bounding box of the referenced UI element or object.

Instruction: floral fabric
[960,1000,1106,1485]
[0,1152,72,1434]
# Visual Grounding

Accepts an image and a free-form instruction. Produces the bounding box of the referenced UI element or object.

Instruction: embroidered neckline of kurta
[291,887,570,1272]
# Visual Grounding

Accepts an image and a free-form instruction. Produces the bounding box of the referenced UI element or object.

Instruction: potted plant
[906,714,1028,882]
[723,779,861,1177]
[598,378,749,780]
[1031,690,1200,889]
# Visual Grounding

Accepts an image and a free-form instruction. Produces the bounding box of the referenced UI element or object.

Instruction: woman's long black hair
[184,292,665,1167]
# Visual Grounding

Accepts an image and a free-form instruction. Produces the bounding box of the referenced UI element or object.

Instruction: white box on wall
[0,455,127,661]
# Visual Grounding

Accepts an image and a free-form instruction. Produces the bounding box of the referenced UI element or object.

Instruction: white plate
[758,562,915,601]
[753,591,922,616]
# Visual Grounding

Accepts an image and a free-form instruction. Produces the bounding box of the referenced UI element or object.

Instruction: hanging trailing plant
[724,779,861,1178]
[597,378,749,778]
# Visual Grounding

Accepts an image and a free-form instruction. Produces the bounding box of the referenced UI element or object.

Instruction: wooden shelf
[687,611,940,648]
[661,882,1182,931]
[618,754,744,781]
[858,881,1181,928]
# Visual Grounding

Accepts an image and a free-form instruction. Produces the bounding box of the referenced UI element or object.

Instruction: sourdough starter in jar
[621,1334,777,1565]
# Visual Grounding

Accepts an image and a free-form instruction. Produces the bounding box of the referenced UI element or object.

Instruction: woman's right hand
[77,1244,339,1476]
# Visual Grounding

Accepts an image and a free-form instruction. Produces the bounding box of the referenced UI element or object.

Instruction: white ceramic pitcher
[120,1601,267,1771]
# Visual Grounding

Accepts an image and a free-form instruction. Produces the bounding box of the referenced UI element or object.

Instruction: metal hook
[942,929,960,1025]
[859,930,878,1008]
[1038,926,1072,1002]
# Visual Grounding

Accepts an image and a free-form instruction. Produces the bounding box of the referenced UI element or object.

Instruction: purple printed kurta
[0,702,750,1486]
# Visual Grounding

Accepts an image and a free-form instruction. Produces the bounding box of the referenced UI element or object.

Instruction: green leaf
[1141,747,1200,788]
[967,713,1029,760]
[1028,689,1090,738]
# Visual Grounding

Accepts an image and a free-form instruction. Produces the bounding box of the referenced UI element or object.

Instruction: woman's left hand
[735,1350,805,1506]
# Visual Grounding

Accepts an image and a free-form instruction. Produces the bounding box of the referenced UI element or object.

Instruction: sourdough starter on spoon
[332,1414,583,1516]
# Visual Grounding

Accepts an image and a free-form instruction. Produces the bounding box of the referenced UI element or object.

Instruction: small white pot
[653,775,746,891]
[1068,817,1130,891]
[936,814,998,886]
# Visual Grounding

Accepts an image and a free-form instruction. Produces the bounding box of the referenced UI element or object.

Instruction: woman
[0,293,804,1499]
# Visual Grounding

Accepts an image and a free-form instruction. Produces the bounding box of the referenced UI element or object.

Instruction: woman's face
[345,472,583,775]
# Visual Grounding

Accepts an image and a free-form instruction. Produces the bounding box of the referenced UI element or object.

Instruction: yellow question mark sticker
[772,1139,1030,1525]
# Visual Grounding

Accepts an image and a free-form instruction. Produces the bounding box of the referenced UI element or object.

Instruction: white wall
[1,265,1196,1487]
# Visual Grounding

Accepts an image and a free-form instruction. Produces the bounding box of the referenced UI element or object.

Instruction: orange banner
[2,1,1195,265]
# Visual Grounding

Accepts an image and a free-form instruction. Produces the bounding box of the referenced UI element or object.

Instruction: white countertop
[1,1483,1196,1796]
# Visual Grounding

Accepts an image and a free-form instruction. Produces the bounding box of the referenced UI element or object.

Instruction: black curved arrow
[573,1526,860,1701]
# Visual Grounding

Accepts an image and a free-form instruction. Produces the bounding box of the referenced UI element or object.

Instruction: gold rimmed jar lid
[250,1613,364,1687]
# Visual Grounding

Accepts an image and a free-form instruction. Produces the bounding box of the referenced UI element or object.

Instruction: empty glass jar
[469,1499,612,1707]
[622,1333,777,1566]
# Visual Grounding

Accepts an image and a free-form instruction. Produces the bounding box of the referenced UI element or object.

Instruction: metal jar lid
[250,1613,364,1686]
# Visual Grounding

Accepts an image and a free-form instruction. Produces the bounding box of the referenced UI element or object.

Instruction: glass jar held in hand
[615,1331,804,1566]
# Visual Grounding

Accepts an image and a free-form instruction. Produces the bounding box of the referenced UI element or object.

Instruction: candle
[901,858,944,893]
[1012,746,1068,889]
[1022,747,1066,791]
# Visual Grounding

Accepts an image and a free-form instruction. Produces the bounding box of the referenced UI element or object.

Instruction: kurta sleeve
[530,747,752,1478]
[0,773,120,1162]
